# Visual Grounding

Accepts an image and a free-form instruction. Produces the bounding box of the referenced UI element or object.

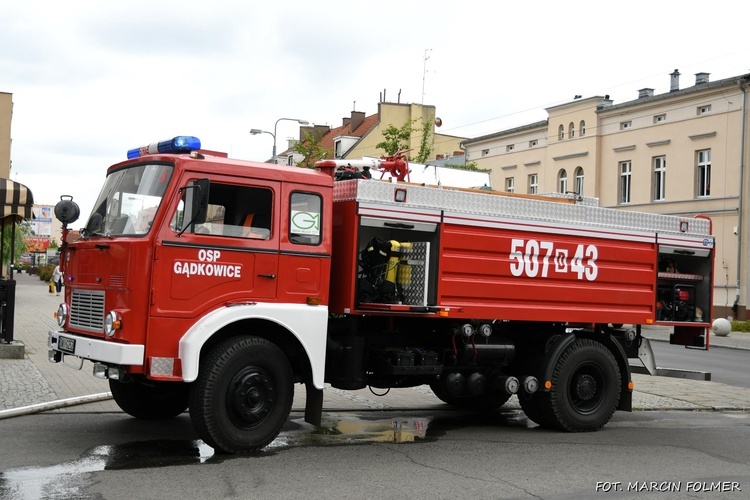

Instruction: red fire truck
[48,136,715,453]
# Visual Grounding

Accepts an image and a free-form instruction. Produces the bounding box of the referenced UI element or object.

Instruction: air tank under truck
[48,137,715,453]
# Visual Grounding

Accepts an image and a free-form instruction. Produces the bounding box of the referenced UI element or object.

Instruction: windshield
[83,163,174,237]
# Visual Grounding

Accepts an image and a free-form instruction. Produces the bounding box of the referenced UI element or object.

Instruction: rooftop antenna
[422,49,432,104]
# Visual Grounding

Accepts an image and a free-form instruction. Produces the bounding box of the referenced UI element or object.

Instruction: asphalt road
[1,409,748,499]
[650,341,750,389]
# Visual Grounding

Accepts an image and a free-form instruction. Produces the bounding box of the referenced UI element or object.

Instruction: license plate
[58,336,76,354]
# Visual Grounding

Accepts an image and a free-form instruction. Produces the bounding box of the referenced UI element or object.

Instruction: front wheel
[189,336,294,453]
[110,379,189,419]
[549,338,621,432]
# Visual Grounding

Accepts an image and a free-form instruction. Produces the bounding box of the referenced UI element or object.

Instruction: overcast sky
[3,0,749,221]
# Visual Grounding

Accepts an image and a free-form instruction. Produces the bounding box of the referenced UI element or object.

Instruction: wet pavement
[2,270,750,415]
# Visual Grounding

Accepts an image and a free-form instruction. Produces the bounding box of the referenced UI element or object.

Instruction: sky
[3,0,750,222]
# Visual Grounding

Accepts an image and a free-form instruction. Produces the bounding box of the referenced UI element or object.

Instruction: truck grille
[70,290,105,333]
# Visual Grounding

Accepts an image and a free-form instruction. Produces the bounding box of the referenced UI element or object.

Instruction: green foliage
[731,320,750,333]
[38,264,54,282]
[291,130,332,168]
[413,120,432,164]
[444,161,491,173]
[376,120,415,155]
[1,223,30,265]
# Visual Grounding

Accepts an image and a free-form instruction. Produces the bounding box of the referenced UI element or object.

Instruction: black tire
[189,336,293,453]
[109,379,189,419]
[549,338,621,432]
[430,380,512,411]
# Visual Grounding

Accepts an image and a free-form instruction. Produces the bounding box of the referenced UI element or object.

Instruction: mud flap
[305,383,323,427]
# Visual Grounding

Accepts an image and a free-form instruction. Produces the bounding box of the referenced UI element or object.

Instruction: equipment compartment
[357,217,439,307]
[656,245,712,324]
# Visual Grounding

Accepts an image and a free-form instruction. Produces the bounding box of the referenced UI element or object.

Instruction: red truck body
[48,141,714,453]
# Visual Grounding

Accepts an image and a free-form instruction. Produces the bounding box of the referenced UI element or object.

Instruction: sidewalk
[2,271,750,415]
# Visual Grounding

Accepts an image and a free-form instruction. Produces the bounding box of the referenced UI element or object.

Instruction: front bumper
[48,331,144,366]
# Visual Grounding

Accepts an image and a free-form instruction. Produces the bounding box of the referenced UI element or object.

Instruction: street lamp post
[250,117,309,164]
[249,128,274,162]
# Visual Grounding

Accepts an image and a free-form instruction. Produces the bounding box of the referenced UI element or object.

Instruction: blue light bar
[127,136,201,159]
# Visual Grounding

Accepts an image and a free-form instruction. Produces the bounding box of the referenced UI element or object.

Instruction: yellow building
[280,101,465,166]
[463,71,750,320]
[0,92,11,179]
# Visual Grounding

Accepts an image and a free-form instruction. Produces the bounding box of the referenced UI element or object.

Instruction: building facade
[280,101,465,167]
[463,71,750,320]
[1,92,11,178]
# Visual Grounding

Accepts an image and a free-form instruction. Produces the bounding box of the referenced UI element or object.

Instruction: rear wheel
[189,336,293,453]
[548,338,621,432]
[110,379,189,419]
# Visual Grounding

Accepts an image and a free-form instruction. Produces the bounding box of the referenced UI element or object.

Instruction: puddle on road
[0,410,528,499]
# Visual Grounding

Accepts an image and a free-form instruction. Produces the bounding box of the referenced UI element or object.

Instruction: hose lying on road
[0,392,113,420]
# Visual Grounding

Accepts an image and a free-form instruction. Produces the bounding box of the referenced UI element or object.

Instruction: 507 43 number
[509,238,598,281]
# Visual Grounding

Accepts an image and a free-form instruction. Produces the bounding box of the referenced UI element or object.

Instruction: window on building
[697,149,711,197]
[619,161,632,204]
[654,114,666,124]
[529,139,538,148]
[620,121,632,130]
[286,155,294,166]
[482,149,490,156]
[506,144,514,152]
[574,167,584,196]
[334,140,342,158]
[505,177,515,193]
[528,174,538,195]
[653,156,666,201]
[580,120,586,136]
[558,125,565,140]
[697,105,712,115]
[558,169,568,194]
[569,122,575,138]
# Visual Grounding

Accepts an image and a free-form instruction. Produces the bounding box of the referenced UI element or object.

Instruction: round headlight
[104,311,121,337]
[56,304,67,327]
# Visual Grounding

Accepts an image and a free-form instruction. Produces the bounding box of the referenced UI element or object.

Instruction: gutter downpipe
[733,77,748,317]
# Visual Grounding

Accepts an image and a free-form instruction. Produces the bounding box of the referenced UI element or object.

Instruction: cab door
[151,175,280,318]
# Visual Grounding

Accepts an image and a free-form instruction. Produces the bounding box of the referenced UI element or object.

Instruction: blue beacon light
[127,136,201,159]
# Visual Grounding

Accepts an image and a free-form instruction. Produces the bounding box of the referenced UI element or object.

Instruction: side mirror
[191,178,210,225]
[177,178,210,236]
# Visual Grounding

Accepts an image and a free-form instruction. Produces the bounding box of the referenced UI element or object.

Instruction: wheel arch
[179,303,327,388]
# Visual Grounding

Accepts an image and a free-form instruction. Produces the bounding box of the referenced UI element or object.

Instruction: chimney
[670,69,681,92]
[638,88,655,99]
[342,117,350,127]
[695,72,710,85]
[349,111,365,131]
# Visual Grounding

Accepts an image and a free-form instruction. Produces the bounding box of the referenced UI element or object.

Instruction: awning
[0,178,34,223]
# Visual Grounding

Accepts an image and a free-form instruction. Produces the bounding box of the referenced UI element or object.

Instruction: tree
[1,222,30,266]
[376,120,415,156]
[413,120,433,164]
[377,119,434,163]
[291,130,332,168]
